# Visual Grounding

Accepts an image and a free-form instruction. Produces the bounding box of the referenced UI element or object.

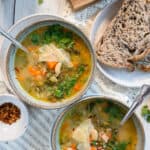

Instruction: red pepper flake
[0,103,21,125]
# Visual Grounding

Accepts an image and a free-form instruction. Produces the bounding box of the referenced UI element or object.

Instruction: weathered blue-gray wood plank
[0,0,15,29]
[14,0,61,22]
[0,0,150,150]
[0,0,15,80]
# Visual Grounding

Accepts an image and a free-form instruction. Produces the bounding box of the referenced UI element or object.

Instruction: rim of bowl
[5,14,96,109]
[0,14,65,92]
[51,95,145,150]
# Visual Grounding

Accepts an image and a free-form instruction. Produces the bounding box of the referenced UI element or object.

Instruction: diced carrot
[91,146,97,150]
[41,70,46,76]
[89,134,92,142]
[65,148,76,150]
[74,83,82,91]
[34,75,43,81]
[47,61,58,70]
[28,66,42,76]
[27,45,39,51]
[61,122,69,131]
[72,61,79,67]
[66,145,76,150]
[17,74,24,81]
[71,144,76,149]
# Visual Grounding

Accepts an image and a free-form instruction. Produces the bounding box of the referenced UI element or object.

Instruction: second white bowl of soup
[51,96,145,150]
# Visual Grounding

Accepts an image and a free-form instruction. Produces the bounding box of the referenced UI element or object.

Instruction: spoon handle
[120,84,150,126]
[0,26,28,53]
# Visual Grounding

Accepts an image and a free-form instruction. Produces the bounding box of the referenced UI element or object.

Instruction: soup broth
[59,100,138,150]
[15,25,92,102]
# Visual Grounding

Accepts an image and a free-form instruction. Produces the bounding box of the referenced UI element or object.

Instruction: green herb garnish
[141,105,150,123]
[78,64,86,75]
[107,141,129,150]
[87,102,95,112]
[30,33,40,44]
[113,141,129,150]
[30,24,75,49]
[38,0,43,5]
[53,64,86,98]
[104,103,123,122]
[54,76,77,98]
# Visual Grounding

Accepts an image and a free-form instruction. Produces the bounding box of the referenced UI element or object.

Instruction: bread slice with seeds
[96,0,150,71]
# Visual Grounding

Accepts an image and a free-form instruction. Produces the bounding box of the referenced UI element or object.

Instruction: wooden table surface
[0,0,63,29]
[0,0,150,150]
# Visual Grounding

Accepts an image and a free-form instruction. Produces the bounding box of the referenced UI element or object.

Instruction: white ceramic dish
[90,0,150,88]
[0,14,96,109]
[51,96,145,150]
[0,94,28,141]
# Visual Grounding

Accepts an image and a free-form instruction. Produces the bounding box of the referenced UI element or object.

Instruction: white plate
[90,0,150,88]
[0,94,28,141]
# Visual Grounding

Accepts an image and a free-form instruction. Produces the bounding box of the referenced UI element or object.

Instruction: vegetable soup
[59,99,138,150]
[15,24,92,102]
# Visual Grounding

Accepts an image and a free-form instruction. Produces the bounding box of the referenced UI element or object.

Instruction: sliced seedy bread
[96,0,150,70]
[96,29,133,70]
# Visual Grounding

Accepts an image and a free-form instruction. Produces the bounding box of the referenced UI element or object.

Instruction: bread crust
[96,0,150,71]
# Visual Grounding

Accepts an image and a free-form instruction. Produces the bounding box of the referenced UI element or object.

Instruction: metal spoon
[120,84,150,126]
[0,26,28,53]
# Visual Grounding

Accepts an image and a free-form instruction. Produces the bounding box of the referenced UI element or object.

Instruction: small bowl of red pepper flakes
[0,94,28,141]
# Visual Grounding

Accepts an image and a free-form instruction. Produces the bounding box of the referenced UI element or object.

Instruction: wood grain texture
[0,0,15,80]
[14,0,61,22]
[0,0,15,29]
[69,0,97,10]
[0,1,150,150]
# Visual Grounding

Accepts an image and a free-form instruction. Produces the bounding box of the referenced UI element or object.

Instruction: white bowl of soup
[51,96,145,150]
[1,15,96,109]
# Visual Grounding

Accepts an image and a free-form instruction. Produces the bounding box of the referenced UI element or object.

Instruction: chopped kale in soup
[59,100,138,150]
[15,25,92,102]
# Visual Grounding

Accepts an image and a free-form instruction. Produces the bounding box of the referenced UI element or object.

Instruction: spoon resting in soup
[59,100,138,150]
[15,24,92,103]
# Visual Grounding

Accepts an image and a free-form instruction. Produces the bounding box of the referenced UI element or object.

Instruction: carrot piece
[91,146,97,150]
[28,66,42,76]
[72,61,79,67]
[41,70,46,76]
[74,83,82,91]
[17,74,25,81]
[89,134,92,142]
[27,45,39,51]
[65,144,76,150]
[47,61,58,70]
[61,122,69,131]
[64,147,76,150]
[71,144,76,149]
